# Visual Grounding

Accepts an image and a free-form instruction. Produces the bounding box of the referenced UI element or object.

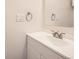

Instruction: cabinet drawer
[27,36,69,59]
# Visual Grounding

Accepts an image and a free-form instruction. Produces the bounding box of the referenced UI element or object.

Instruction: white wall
[5,0,74,59]
[5,0,43,59]
[44,0,74,27]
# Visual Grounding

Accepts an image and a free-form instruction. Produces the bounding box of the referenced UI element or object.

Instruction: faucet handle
[59,33,66,39]
[52,31,60,38]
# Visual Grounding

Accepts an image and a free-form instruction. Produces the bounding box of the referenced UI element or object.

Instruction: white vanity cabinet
[27,35,69,59]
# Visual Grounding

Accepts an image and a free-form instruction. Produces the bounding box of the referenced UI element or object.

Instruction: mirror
[44,0,74,27]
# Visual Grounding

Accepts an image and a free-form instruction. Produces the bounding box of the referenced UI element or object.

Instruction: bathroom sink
[46,35,73,47]
[28,31,73,47]
[33,31,73,47]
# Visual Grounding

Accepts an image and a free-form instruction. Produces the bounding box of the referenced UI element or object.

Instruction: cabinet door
[27,38,40,59]
[27,37,68,59]
[27,36,68,59]
[28,48,40,59]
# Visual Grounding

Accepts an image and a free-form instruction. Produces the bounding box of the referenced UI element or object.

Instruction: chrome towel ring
[51,13,56,21]
[26,12,32,22]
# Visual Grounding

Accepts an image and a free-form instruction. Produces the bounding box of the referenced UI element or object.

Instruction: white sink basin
[46,35,73,47]
[29,31,73,47]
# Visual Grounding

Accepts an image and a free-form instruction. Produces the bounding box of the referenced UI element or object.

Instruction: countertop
[27,31,74,59]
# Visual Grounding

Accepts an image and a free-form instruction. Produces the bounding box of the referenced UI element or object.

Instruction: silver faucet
[52,31,65,39]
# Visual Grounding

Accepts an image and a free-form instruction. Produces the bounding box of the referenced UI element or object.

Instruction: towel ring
[26,12,32,22]
[51,13,56,21]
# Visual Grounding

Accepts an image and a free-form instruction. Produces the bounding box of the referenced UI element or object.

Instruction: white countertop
[27,31,74,59]
[44,26,74,40]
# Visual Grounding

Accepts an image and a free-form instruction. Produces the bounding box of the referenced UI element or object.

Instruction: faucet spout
[59,33,65,39]
[52,31,65,39]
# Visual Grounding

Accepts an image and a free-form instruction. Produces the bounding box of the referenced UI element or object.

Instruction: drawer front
[27,36,69,59]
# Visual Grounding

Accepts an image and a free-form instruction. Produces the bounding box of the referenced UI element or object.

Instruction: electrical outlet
[16,13,25,22]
